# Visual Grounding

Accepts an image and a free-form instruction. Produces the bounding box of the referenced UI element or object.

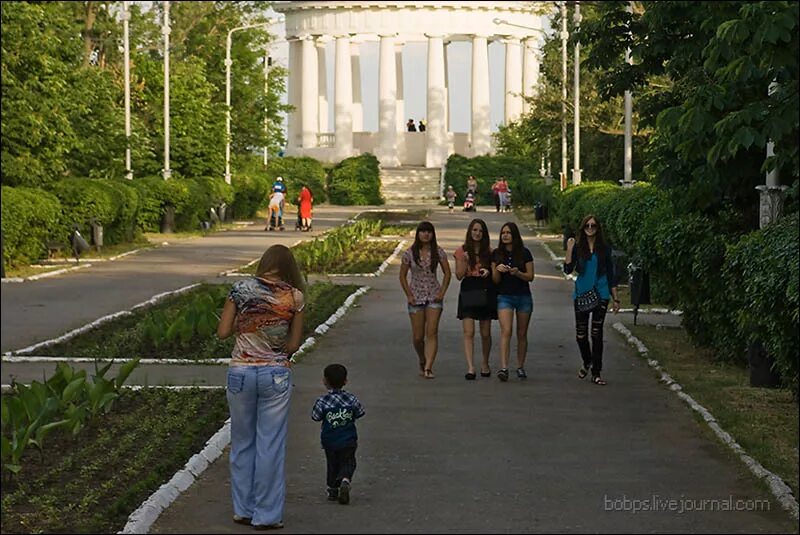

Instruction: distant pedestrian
[418,119,426,132]
[564,215,620,386]
[445,185,457,213]
[217,244,306,530]
[491,222,534,382]
[298,184,314,232]
[311,363,365,505]
[267,190,285,231]
[498,178,510,212]
[407,118,417,132]
[454,219,497,380]
[491,178,501,212]
[466,175,478,195]
[269,176,287,230]
[399,221,452,379]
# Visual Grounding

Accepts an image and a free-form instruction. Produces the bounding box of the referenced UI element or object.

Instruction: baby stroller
[463,190,476,212]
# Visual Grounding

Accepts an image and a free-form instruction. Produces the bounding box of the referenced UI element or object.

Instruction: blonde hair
[255,244,306,291]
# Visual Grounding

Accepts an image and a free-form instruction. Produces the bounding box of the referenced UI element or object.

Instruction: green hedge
[444,154,539,206]
[266,157,327,204]
[231,172,271,219]
[51,178,141,247]
[725,212,799,395]
[1,186,64,265]
[327,153,383,205]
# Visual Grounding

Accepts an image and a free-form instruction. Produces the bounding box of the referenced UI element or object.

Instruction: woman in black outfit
[454,219,497,380]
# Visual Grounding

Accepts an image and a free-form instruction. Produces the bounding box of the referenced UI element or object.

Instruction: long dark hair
[574,214,608,268]
[412,220,440,273]
[463,218,491,270]
[494,222,525,267]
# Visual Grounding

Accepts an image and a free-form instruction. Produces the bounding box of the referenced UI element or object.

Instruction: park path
[135,206,793,534]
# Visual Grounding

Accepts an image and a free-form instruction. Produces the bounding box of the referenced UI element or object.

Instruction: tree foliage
[1,1,287,187]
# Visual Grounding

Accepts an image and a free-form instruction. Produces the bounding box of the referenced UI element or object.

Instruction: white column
[317,38,328,133]
[426,34,447,168]
[396,43,405,132]
[471,34,491,155]
[287,39,302,153]
[334,35,353,161]
[301,35,319,149]
[504,38,523,125]
[350,42,363,132]
[377,34,400,167]
[522,38,539,115]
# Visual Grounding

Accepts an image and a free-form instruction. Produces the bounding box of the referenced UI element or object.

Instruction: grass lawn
[239,240,400,276]
[1,388,229,534]
[3,264,73,279]
[627,324,799,499]
[37,282,362,361]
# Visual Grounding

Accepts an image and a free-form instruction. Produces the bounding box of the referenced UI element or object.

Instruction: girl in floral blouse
[399,221,451,379]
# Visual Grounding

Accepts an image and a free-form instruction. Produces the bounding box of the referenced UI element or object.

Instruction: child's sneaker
[338,479,351,505]
[327,487,339,501]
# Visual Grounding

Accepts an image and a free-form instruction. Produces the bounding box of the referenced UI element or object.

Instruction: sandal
[465,372,476,380]
[497,368,509,382]
[424,369,435,379]
[516,368,527,379]
[480,369,491,378]
[577,366,589,379]
[591,375,607,386]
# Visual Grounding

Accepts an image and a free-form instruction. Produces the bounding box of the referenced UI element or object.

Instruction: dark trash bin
[160,205,176,234]
[747,341,781,388]
[629,267,651,307]
[70,225,91,260]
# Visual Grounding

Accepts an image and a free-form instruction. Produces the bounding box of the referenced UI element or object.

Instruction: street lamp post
[162,0,171,180]
[622,1,634,187]
[225,20,281,185]
[122,1,132,180]
[560,1,568,190]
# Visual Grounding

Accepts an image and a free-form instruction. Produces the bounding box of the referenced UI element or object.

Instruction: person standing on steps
[454,219,497,380]
[563,215,620,386]
[217,244,306,530]
[491,222,534,382]
[406,118,417,132]
[418,119,426,132]
[399,221,451,379]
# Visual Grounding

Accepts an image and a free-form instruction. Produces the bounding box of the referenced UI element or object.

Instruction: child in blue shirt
[311,364,365,505]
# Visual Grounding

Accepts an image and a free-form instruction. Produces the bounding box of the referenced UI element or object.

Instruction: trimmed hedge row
[327,153,383,205]
[555,182,799,395]
[1,186,63,265]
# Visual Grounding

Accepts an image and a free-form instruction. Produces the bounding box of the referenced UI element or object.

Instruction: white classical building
[275,1,543,171]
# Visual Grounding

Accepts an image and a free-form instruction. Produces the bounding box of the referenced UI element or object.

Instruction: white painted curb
[2,263,93,283]
[613,322,799,521]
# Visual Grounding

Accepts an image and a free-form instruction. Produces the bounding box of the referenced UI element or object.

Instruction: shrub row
[328,153,383,205]
[555,182,799,395]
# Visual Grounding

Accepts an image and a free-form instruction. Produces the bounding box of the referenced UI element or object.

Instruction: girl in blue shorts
[491,222,534,382]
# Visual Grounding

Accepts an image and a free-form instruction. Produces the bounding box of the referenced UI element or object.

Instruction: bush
[724,212,799,396]
[1,186,64,265]
[128,176,192,232]
[231,172,271,219]
[266,157,327,204]
[327,153,383,205]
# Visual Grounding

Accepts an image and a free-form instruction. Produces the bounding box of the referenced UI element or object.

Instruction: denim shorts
[407,301,444,314]
[497,293,533,313]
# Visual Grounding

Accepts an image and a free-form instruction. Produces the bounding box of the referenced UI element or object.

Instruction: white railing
[316,133,335,148]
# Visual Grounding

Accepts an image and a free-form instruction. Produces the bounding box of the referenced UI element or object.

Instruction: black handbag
[575,287,600,312]
[461,289,490,308]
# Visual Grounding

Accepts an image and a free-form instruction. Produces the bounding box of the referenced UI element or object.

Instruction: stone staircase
[380,166,442,203]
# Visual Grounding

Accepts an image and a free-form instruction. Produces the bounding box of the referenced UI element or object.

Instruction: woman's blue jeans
[227,365,292,525]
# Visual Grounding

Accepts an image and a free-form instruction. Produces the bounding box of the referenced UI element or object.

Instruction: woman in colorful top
[399,221,451,379]
[454,219,497,380]
[216,244,306,529]
[563,215,619,386]
[491,222,534,382]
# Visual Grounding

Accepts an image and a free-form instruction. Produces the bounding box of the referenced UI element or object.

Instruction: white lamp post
[225,20,282,185]
[622,1,634,187]
[122,1,132,179]
[162,0,171,180]
[572,1,582,185]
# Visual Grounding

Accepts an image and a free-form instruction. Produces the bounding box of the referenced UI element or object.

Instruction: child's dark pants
[325,446,357,488]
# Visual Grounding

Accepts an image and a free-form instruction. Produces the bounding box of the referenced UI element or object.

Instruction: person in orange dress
[298,184,314,232]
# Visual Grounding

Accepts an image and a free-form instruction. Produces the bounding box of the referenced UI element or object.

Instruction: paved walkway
[2,205,795,533]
